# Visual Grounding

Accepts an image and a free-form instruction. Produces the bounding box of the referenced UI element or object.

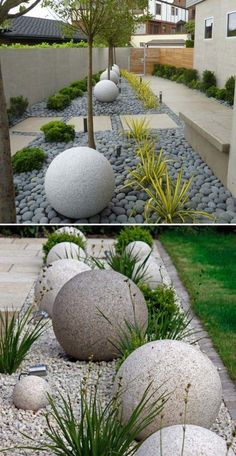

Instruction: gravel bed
[12,78,236,224]
[1,240,236,455]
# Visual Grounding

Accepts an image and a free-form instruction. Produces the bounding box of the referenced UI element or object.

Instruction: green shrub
[176,74,185,84]
[215,88,227,101]
[175,67,185,77]
[139,283,177,317]
[0,306,48,374]
[183,68,198,83]
[70,80,87,91]
[12,147,46,173]
[41,121,75,143]
[115,226,153,254]
[59,87,83,99]
[194,81,205,91]
[225,76,235,105]
[7,95,28,122]
[202,70,217,91]
[47,93,71,110]
[185,39,194,48]
[206,85,218,98]
[188,80,198,89]
[43,232,86,261]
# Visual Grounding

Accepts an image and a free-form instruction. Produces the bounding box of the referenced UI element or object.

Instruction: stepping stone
[10,116,63,133]
[10,134,37,156]
[120,114,179,130]
[67,116,112,132]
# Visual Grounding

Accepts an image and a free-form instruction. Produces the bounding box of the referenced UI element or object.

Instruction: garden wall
[0,47,130,106]
[130,48,193,74]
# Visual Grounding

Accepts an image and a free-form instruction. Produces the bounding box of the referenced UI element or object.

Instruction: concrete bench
[180,112,231,187]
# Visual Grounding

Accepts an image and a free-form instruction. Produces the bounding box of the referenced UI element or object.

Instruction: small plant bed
[160,228,236,383]
[12,76,236,224]
[0,232,235,455]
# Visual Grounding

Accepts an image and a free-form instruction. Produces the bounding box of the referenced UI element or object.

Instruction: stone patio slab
[67,116,112,132]
[120,114,178,130]
[10,134,37,156]
[10,117,63,133]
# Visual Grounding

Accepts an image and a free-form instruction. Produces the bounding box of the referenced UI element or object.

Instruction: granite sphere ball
[135,425,234,456]
[55,227,87,246]
[52,270,148,361]
[44,147,115,219]
[100,69,119,84]
[13,376,51,411]
[46,242,86,265]
[125,241,152,261]
[35,259,91,317]
[133,257,163,289]
[112,65,120,76]
[94,80,119,103]
[113,340,222,440]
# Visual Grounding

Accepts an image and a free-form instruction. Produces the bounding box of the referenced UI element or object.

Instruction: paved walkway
[156,240,236,424]
[144,76,233,142]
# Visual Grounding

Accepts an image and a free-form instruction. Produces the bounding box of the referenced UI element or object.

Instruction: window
[205,17,213,39]
[156,3,161,15]
[227,11,236,37]
[175,8,178,15]
[171,6,175,15]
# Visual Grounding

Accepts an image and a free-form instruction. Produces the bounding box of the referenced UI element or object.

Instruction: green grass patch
[160,229,236,382]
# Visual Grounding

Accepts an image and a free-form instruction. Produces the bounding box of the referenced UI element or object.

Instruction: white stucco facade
[191,0,236,86]
[148,0,188,23]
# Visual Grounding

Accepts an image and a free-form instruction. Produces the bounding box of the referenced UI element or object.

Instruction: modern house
[186,0,236,86]
[0,16,86,45]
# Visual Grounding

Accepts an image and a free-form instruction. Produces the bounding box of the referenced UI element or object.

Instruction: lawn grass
[160,228,236,382]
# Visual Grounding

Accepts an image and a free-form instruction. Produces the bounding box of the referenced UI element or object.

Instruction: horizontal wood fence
[130,48,194,74]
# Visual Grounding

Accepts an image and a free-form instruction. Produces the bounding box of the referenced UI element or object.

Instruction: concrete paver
[67,116,112,132]
[10,134,37,156]
[10,117,63,133]
[120,113,178,130]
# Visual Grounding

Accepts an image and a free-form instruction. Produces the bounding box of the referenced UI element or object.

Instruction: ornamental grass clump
[7,378,167,455]
[121,70,158,109]
[123,117,151,143]
[105,247,151,286]
[0,306,48,375]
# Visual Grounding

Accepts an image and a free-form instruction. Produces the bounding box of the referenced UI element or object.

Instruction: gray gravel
[13,78,236,224]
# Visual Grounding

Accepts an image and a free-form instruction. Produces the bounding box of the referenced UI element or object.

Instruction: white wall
[228,83,236,197]
[0,47,130,106]
[194,0,236,86]
[131,33,188,47]
[148,0,188,23]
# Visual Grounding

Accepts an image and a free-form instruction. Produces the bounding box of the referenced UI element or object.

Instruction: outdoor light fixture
[159,91,163,103]
[119,86,122,94]
[18,364,48,380]
[83,117,88,133]
[116,146,122,157]
[140,76,143,83]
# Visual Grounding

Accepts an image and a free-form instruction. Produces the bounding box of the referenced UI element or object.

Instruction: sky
[11,1,57,20]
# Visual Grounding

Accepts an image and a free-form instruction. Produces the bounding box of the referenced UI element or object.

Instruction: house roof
[186,0,205,6]
[0,16,87,42]
[146,38,186,46]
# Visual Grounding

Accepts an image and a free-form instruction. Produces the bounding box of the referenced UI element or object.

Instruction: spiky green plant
[123,117,151,143]
[0,306,48,374]
[104,247,151,286]
[5,381,168,455]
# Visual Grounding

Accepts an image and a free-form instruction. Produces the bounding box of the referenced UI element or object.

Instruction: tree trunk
[0,59,16,223]
[87,38,96,149]
[114,47,116,65]
[108,43,113,80]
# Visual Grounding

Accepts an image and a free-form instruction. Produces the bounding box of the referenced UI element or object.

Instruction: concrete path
[144,76,233,140]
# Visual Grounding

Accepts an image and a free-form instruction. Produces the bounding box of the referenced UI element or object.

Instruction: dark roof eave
[1,34,87,42]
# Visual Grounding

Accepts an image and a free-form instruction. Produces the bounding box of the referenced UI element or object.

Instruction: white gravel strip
[0,239,235,455]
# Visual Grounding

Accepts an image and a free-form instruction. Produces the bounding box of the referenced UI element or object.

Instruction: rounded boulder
[52,270,148,361]
[133,257,163,289]
[44,147,115,219]
[94,80,119,103]
[112,65,120,76]
[35,259,91,317]
[13,376,51,411]
[125,241,152,261]
[46,242,86,265]
[135,425,234,456]
[100,69,119,84]
[113,340,222,440]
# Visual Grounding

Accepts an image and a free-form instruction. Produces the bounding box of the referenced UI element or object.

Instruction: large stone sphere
[133,257,163,289]
[113,340,222,440]
[94,80,119,103]
[46,242,86,265]
[112,65,120,76]
[13,376,51,411]
[135,425,234,456]
[52,270,148,361]
[100,69,119,84]
[55,227,87,246]
[44,147,115,219]
[125,241,152,261]
[35,259,91,317]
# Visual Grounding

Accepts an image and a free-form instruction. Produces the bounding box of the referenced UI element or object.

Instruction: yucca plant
[143,169,214,223]
[123,117,151,143]
[0,306,48,374]
[7,380,168,455]
[125,144,167,190]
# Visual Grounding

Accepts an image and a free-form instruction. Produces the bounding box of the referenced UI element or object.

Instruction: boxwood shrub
[59,87,83,100]
[225,76,235,106]
[115,226,153,254]
[41,121,75,143]
[43,232,86,262]
[202,70,217,91]
[47,93,71,110]
[206,85,218,98]
[12,147,46,173]
[70,80,87,92]
[7,95,28,122]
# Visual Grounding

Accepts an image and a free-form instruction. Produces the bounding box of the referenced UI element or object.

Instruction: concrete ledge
[180,112,230,187]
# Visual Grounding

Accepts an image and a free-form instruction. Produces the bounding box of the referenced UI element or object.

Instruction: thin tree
[0,0,42,223]
[45,0,112,149]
